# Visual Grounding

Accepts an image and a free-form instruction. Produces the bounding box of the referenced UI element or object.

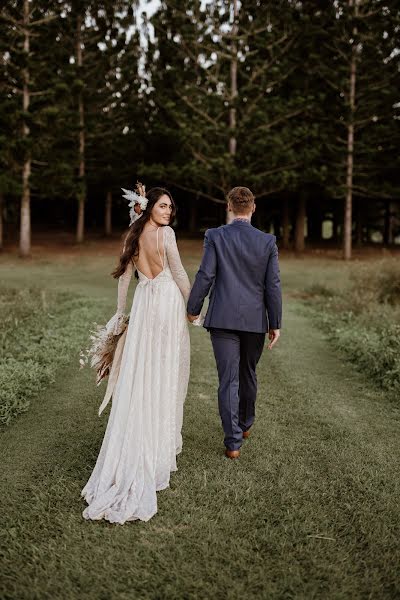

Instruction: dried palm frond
[79,316,129,385]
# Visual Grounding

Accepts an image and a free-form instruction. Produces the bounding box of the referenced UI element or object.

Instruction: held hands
[187,313,205,326]
[267,329,280,350]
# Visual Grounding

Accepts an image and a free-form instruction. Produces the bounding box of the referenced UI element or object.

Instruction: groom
[187,186,282,459]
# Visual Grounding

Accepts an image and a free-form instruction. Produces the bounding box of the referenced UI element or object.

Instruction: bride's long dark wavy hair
[112,186,176,279]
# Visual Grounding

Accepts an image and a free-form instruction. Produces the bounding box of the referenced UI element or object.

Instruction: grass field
[1,240,399,600]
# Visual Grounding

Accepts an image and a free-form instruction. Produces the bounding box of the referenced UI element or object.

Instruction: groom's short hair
[227,186,255,214]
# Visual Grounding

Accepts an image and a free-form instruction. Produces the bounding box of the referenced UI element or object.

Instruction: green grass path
[1,255,399,599]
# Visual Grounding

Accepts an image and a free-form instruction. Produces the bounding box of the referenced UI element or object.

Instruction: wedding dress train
[81,226,190,523]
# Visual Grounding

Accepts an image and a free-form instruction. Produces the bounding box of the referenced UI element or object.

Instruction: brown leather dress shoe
[243,430,251,439]
[225,449,240,459]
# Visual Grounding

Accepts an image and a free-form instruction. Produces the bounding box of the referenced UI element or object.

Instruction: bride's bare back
[110,225,191,337]
[134,225,165,279]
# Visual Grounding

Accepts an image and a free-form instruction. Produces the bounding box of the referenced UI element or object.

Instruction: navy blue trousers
[209,328,266,451]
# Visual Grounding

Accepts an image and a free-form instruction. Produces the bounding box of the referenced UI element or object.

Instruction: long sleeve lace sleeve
[107,260,134,335]
[165,227,191,304]
[116,260,133,313]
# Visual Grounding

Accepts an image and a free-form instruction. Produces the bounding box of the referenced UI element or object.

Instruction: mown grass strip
[1,299,399,600]
[1,254,399,599]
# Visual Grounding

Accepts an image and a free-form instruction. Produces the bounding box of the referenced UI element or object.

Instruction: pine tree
[0,37,20,250]
[316,0,400,258]
[0,1,63,256]
[84,2,143,236]
[65,1,143,241]
[144,0,311,226]
[1,1,60,256]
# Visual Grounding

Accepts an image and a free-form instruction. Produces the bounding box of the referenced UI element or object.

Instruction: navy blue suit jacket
[187,219,282,333]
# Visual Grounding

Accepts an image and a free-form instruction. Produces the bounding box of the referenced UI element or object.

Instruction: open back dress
[81,225,191,523]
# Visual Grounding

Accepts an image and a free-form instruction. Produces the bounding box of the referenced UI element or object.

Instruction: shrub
[304,260,400,394]
[376,268,400,305]
[325,317,400,392]
[0,287,100,426]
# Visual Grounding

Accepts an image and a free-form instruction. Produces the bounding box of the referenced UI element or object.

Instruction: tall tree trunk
[0,192,3,251]
[282,197,290,249]
[307,202,322,243]
[76,14,86,244]
[383,200,394,246]
[295,194,306,253]
[273,214,281,239]
[189,197,198,233]
[355,197,363,247]
[105,190,112,236]
[20,0,31,258]
[344,0,359,260]
[226,0,238,224]
[332,204,340,243]
[254,208,263,230]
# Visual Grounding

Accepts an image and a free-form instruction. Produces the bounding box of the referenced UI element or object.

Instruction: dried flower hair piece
[121,180,148,225]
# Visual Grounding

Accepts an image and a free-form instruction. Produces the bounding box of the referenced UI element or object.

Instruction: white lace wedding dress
[81,226,191,523]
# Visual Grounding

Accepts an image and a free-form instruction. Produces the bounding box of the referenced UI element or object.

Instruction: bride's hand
[187,313,199,323]
[188,314,205,327]
[106,312,127,336]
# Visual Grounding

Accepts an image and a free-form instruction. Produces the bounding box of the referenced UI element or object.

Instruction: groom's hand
[187,313,199,323]
[267,329,280,350]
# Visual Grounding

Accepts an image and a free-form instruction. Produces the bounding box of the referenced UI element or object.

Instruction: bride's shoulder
[163,225,176,238]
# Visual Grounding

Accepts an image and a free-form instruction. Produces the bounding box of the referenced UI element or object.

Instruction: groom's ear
[252,203,256,214]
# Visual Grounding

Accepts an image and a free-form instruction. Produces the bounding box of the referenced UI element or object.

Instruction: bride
[81,183,191,523]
